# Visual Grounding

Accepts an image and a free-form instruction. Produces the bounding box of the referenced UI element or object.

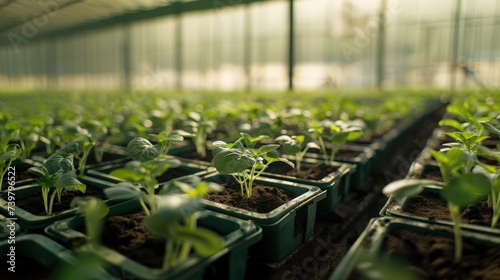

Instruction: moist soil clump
[402,192,493,226]
[382,229,500,279]
[204,181,294,213]
[15,186,107,215]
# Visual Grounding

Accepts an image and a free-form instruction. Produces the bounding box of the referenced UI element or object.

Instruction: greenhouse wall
[0,0,499,90]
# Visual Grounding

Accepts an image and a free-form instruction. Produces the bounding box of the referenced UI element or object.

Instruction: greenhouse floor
[245,107,445,280]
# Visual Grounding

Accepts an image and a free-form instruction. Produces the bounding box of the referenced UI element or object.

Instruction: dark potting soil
[266,162,339,181]
[0,254,53,280]
[15,185,107,216]
[102,211,165,269]
[401,192,494,227]
[420,167,443,182]
[101,211,226,277]
[2,169,35,185]
[204,181,294,213]
[382,229,500,280]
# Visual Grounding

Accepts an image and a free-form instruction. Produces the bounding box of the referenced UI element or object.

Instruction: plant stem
[448,202,462,261]
[48,190,58,216]
[139,198,151,216]
[41,187,50,215]
[179,218,195,260]
[163,240,173,271]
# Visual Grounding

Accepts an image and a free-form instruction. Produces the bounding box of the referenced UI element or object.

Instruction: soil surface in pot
[381,229,500,280]
[101,211,225,278]
[102,211,165,268]
[266,161,339,181]
[401,192,494,227]
[2,169,35,185]
[0,254,53,280]
[204,181,294,213]
[15,185,107,215]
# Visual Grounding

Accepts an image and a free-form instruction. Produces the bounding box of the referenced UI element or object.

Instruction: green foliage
[212,133,293,197]
[108,138,182,215]
[308,119,364,162]
[0,139,21,191]
[143,195,223,271]
[185,112,216,158]
[28,142,86,215]
[275,134,319,173]
[70,196,109,246]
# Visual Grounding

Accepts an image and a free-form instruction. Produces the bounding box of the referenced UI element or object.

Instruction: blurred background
[0,0,498,91]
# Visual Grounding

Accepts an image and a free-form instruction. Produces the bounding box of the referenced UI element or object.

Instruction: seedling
[0,131,21,191]
[149,130,194,157]
[212,133,294,198]
[70,196,109,246]
[308,120,364,163]
[160,175,223,199]
[184,112,216,158]
[107,137,182,215]
[28,150,86,215]
[143,195,223,271]
[383,147,491,260]
[275,134,320,173]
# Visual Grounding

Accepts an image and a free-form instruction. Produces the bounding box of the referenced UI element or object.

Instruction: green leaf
[278,157,295,169]
[109,168,144,183]
[143,196,201,236]
[28,166,48,178]
[148,158,182,178]
[0,145,20,161]
[481,121,500,138]
[57,171,86,192]
[440,173,491,208]
[160,175,202,195]
[103,182,142,201]
[257,144,280,154]
[439,119,465,131]
[171,226,223,256]
[44,154,74,174]
[493,176,500,196]
[211,149,255,174]
[382,179,443,198]
[56,142,81,157]
[70,196,109,218]
[127,137,159,161]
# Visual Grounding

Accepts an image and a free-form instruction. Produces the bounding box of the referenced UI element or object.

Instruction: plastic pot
[45,199,262,280]
[201,172,326,263]
[331,217,500,280]
[262,157,355,212]
[0,176,119,231]
[303,144,375,188]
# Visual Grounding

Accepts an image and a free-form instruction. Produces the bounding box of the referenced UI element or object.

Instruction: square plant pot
[0,234,112,279]
[0,176,119,231]
[262,157,355,212]
[86,158,211,185]
[45,199,263,280]
[0,213,23,240]
[200,172,327,263]
[330,217,500,280]
[1,159,43,190]
[303,144,376,188]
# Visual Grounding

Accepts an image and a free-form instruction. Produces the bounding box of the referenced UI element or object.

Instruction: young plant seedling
[184,112,216,158]
[160,175,224,199]
[149,130,194,157]
[275,134,320,173]
[0,139,21,191]
[383,147,491,260]
[108,137,182,215]
[308,120,364,163]
[28,145,86,215]
[70,196,109,246]
[212,133,294,198]
[143,195,223,272]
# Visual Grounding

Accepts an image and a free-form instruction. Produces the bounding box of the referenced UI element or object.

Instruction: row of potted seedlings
[332,92,500,279]
[0,91,445,279]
